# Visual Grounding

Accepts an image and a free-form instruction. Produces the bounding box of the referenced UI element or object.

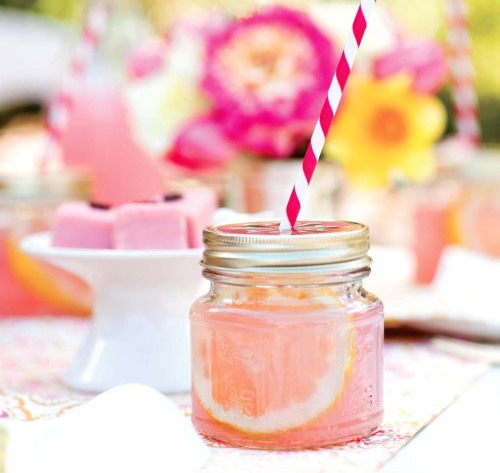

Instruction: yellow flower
[324,74,446,190]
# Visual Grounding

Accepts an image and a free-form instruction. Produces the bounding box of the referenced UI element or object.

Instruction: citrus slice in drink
[191,290,354,434]
[5,236,92,316]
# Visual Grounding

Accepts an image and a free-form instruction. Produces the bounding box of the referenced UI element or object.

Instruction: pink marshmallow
[52,202,115,249]
[114,202,189,250]
[175,187,218,248]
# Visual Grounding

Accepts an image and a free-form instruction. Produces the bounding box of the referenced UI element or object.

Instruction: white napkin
[1,384,209,473]
[432,246,500,324]
[370,245,500,339]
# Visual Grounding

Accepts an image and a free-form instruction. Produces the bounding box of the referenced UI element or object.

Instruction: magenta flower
[374,39,448,94]
[202,6,339,157]
[166,114,240,171]
[221,115,314,158]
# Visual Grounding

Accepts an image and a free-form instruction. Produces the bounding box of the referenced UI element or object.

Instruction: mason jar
[450,153,500,258]
[0,171,92,316]
[190,220,384,449]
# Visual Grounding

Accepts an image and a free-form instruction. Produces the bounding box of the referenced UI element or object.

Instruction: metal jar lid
[202,220,371,274]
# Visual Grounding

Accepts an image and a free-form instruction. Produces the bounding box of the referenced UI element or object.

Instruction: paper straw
[280,0,376,232]
[39,1,111,171]
[444,0,481,146]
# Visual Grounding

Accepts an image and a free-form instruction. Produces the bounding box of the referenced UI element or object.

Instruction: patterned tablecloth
[0,317,491,472]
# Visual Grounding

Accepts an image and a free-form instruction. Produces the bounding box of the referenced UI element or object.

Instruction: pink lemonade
[0,229,44,315]
[61,86,164,206]
[0,169,93,316]
[0,229,92,317]
[191,293,384,449]
[190,219,384,450]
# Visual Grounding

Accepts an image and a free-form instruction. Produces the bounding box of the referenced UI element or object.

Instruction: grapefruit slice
[5,236,92,316]
[191,290,354,434]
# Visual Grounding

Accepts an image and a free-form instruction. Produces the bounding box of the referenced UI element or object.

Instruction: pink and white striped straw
[280,0,376,232]
[40,1,111,171]
[444,0,481,146]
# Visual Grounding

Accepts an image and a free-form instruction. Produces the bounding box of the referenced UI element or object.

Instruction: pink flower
[166,115,239,170]
[221,116,312,158]
[374,39,448,94]
[201,6,338,157]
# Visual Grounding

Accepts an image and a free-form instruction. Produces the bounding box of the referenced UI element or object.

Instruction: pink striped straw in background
[280,0,377,232]
[444,0,481,147]
[40,1,111,172]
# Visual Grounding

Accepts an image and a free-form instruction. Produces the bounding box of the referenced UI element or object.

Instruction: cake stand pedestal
[22,232,204,393]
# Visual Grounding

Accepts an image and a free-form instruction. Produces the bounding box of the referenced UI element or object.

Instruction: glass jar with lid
[449,152,500,257]
[0,170,92,316]
[190,220,384,449]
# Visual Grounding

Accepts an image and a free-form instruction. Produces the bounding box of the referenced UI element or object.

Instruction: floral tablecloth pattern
[0,317,490,472]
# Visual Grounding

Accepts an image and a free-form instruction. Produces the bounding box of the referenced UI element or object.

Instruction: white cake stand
[21,232,206,393]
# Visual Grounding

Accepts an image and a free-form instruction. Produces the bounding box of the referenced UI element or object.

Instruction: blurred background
[1,0,499,139]
[0,0,499,325]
